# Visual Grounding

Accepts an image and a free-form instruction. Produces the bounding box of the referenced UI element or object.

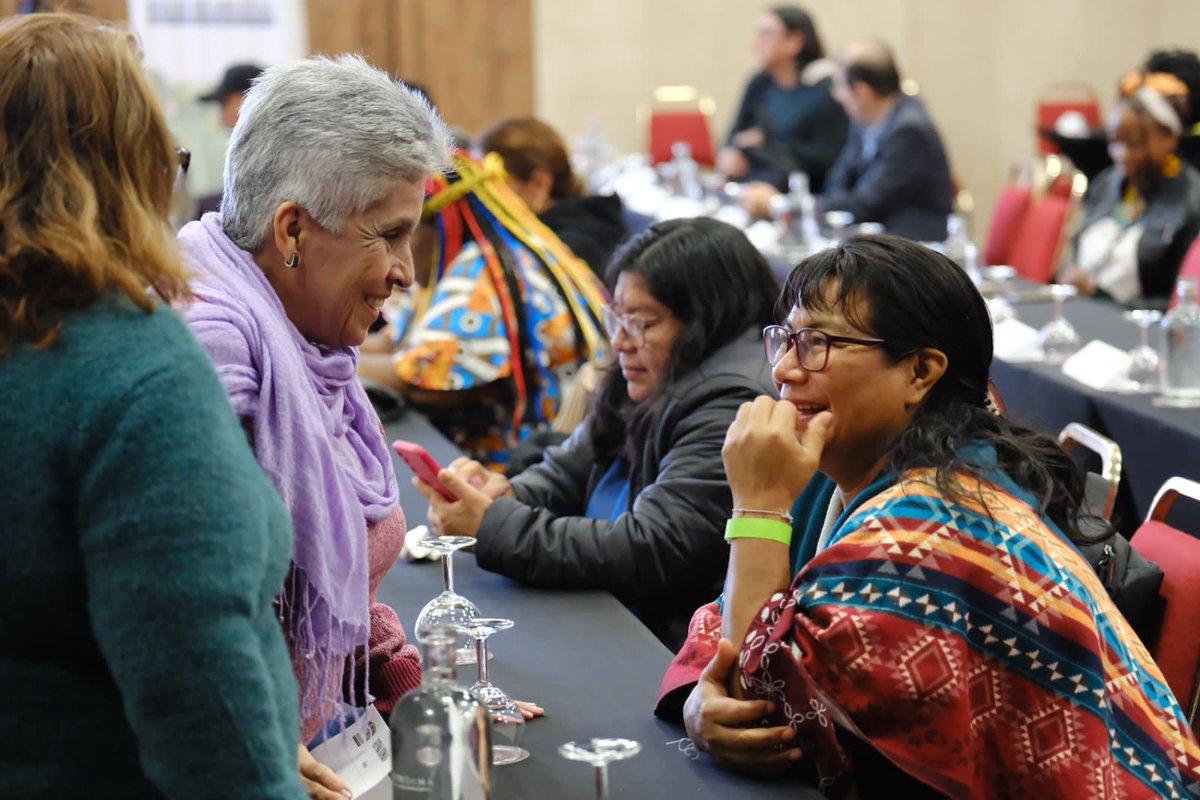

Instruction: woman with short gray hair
[178,54,453,800]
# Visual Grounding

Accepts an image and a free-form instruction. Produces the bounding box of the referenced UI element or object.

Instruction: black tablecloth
[366,411,822,799]
[990,294,1200,534]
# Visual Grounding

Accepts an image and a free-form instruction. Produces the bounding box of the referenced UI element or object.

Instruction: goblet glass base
[493,745,530,765]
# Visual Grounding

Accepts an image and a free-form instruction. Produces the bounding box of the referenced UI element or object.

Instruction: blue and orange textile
[393,152,608,465]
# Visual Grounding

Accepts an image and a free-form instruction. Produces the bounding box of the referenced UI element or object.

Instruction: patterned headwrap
[1118,70,1190,134]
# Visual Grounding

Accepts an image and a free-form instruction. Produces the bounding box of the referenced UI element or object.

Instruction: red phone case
[392,440,458,501]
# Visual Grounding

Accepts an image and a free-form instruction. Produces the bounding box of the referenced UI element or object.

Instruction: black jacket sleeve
[472,386,755,605]
[725,74,767,145]
[820,123,936,221]
[507,424,595,516]
[741,90,850,187]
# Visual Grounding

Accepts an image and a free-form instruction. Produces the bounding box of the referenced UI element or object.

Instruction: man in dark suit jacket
[820,40,955,241]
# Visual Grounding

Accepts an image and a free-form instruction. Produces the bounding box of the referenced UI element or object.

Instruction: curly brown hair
[0,13,189,356]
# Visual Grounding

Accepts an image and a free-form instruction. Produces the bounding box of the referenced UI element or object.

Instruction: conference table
[988,290,1200,533]
[363,411,821,799]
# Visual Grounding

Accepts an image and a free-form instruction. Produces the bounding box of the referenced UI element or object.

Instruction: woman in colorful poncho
[659,235,1200,798]
[376,151,610,468]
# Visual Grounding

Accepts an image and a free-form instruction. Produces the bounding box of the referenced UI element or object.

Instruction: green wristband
[724,517,792,545]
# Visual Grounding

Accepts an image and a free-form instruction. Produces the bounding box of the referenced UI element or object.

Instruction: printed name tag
[310,705,391,798]
[1061,339,1132,392]
[992,317,1043,363]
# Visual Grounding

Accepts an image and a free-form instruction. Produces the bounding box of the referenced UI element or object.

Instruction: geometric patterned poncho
[659,467,1200,799]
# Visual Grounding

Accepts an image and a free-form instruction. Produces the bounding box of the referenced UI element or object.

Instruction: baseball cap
[198,64,264,103]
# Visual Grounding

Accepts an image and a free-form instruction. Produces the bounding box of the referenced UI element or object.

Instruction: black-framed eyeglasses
[762,324,887,371]
[602,304,666,347]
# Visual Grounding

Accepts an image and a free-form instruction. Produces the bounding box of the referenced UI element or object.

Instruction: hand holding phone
[392,440,458,501]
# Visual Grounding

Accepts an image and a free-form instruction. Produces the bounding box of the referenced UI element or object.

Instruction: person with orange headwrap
[1060,69,1200,304]
[361,151,610,468]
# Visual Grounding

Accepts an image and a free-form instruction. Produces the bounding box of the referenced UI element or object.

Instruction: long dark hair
[588,218,779,468]
[782,235,1098,544]
[770,5,824,71]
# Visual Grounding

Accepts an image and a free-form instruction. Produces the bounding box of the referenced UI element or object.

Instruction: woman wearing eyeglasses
[413,218,779,648]
[656,235,1200,798]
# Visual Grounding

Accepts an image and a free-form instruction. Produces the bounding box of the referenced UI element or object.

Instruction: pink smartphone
[392,440,458,501]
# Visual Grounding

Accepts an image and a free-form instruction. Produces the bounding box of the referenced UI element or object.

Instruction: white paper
[1060,339,1133,392]
[992,318,1043,363]
[309,705,391,799]
[743,220,781,254]
[400,525,434,562]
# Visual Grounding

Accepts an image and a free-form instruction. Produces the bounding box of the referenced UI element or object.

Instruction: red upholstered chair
[985,184,1032,266]
[1058,422,1121,518]
[1007,191,1073,284]
[1036,81,1102,155]
[645,85,716,167]
[1130,477,1200,734]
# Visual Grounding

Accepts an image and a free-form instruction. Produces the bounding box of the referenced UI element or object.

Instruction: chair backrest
[985,184,1032,266]
[1171,237,1200,309]
[1058,422,1122,519]
[1007,192,1073,283]
[1036,81,1102,155]
[1130,477,1200,734]
[646,85,716,167]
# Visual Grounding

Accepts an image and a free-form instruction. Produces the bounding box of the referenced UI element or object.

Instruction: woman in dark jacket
[1061,69,1200,304]
[716,5,848,193]
[414,218,779,648]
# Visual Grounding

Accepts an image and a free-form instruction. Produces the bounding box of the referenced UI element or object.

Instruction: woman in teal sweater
[0,15,308,800]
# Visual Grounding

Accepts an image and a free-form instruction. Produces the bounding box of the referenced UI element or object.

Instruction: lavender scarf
[178,213,399,725]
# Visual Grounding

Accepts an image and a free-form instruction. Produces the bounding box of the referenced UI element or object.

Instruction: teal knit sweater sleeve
[70,307,308,799]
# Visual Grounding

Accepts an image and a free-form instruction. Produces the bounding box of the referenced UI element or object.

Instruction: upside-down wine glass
[456,618,528,765]
[558,738,642,799]
[1123,309,1163,392]
[1038,283,1082,364]
[414,534,480,665]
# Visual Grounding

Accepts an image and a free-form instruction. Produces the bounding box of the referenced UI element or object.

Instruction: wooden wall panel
[306,0,395,71]
[306,0,533,139]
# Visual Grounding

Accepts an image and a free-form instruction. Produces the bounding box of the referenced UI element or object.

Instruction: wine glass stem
[1140,322,1150,350]
[442,550,455,594]
[1053,296,1064,322]
[594,764,609,800]
[476,636,490,685]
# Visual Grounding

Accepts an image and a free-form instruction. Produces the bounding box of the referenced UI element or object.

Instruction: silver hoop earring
[284,252,300,269]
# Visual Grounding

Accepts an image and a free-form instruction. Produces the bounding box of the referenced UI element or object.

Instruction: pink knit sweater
[296,505,422,742]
